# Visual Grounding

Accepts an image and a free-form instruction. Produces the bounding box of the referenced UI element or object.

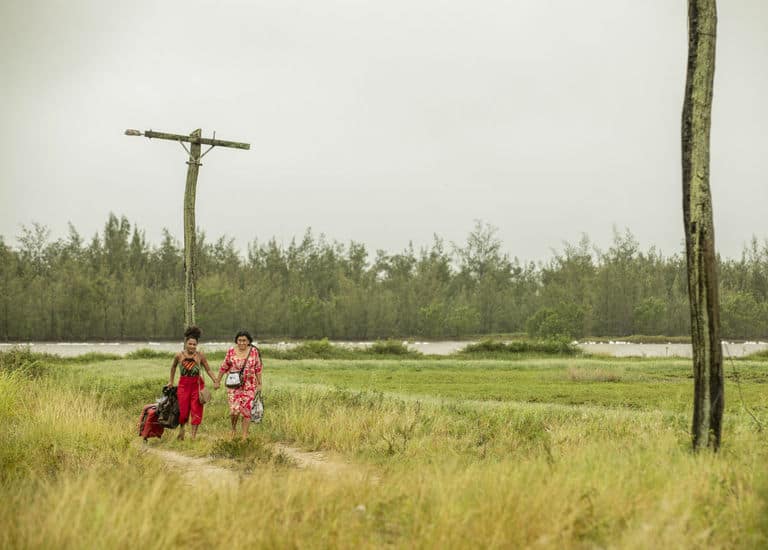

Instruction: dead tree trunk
[125,127,250,331]
[183,129,202,328]
[682,0,723,451]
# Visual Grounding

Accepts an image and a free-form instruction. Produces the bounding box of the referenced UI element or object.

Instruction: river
[1,340,767,358]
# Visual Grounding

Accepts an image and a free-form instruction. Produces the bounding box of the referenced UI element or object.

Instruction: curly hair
[184,325,202,341]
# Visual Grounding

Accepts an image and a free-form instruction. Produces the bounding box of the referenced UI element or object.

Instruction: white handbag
[225,369,244,389]
[225,348,251,388]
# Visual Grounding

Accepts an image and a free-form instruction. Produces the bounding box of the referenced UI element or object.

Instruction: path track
[137,440,369,488]
[137,444,239,489]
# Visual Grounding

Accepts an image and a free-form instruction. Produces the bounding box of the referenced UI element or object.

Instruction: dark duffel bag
[156,386,180,429]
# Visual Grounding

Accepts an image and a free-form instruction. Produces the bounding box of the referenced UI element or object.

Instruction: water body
[2,341,767,358]
[578,342,768,359]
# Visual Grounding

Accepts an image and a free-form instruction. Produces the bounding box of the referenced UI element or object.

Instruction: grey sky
[1,1,766,262]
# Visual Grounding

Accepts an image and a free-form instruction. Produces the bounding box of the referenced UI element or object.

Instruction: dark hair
[234,330,253,344]
[184,325,202,342]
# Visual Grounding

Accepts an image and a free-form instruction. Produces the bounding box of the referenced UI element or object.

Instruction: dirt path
[137,440,373,487]
[137,443,240,489]
[273,443,368,479]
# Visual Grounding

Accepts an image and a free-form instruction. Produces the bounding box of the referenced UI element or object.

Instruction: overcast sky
[1,1,766,262]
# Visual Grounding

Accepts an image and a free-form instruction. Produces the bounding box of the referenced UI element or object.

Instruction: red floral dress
[220,346,263,418]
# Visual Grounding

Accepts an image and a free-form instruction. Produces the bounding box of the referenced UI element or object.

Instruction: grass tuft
[369,340,419,356]
[460,338,580,357]
[566,366,623,383]
[125,348,176,360]
[0,347,51,378]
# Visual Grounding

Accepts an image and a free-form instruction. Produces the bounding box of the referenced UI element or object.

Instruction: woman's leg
[176,378,193,440]
[226,389,239,438]
[240,390,255,439]
[188,381,203,440]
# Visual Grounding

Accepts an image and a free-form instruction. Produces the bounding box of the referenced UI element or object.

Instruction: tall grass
[2,355,768,548]
[743,349,768,361]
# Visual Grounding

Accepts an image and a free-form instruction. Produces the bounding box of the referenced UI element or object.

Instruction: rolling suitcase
[138,403,164,441]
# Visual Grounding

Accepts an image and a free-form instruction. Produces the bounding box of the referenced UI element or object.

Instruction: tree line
[1,214,766,341]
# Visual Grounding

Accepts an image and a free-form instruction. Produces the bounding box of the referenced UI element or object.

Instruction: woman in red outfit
[216,330,263,439]
[167,326,219,440]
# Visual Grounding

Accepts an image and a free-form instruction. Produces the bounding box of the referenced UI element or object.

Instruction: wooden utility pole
[681,0,723,451]
[125,128,250,328]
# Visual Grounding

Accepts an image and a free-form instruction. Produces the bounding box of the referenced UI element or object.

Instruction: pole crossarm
[124,126,250,329]
[125,129,250,150]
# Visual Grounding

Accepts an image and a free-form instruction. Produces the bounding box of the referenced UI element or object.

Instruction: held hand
[213,382,220,390]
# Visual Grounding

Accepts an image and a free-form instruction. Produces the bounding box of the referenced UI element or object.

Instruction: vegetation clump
[369,340,417,356]
[0,347,122,372]
[742,349,768,361]
[460,338,579,357]
[125,348,176,360]
[0,347,49,378]
[268,339,356,360]
[263,339,422,360]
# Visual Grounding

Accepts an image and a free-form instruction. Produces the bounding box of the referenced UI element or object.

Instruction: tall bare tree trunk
[124,127,249,332]
[183,129,202,328]
[682,0,723,451]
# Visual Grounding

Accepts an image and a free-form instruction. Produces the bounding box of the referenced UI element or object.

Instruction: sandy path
[137,444,240,489]
[137,440,372,487]
[272,443,373,480]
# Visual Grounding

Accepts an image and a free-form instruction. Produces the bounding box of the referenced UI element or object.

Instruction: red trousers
[177,376,204,426]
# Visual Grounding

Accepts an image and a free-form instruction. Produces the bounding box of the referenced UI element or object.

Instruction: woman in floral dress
[217,330,263,439]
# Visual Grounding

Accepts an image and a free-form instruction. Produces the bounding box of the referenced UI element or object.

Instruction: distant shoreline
[3,340,768,358]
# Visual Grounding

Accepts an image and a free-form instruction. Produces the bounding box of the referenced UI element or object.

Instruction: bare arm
[168,353,180,386]
[199,352,217,385]
[217,348,233,384]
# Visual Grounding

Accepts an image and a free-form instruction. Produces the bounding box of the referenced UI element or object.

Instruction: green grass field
[1,350,767,548]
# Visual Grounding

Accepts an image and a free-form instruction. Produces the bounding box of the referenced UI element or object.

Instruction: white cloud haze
[1,0,766,261]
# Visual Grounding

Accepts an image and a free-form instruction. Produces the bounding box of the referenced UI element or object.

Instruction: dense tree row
[2,215,767,340]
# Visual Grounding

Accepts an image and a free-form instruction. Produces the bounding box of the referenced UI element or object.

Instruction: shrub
[0,347,50,378]
[263,339,422,360]
[292,339,350,359]
[464,339,508,353]
[460,339,579,357]
[369,340,414,356]
[265,339,356,360]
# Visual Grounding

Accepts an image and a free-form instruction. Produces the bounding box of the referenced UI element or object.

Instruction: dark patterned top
[179,352,201,377]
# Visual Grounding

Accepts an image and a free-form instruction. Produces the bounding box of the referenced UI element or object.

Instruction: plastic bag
[251,391,264,423]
